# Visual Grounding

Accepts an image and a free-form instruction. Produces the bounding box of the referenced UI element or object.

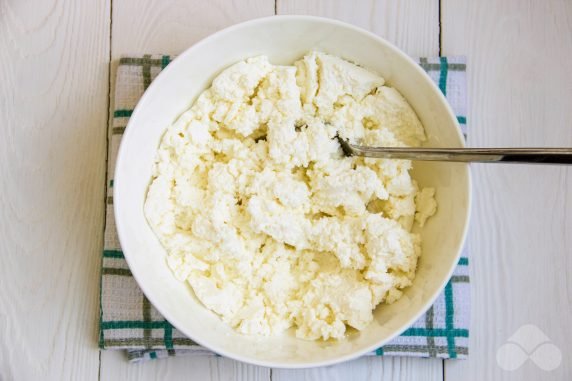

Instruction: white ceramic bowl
[114,15,471,368]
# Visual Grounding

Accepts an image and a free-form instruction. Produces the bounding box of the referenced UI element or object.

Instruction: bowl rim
[114,14,472,368]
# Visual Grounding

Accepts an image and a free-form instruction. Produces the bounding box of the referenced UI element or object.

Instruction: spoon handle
[342,144,572,164]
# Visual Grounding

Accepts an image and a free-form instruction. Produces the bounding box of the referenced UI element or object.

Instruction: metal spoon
[336,135,572,165]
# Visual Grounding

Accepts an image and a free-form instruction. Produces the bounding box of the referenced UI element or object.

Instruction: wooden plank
[111,0,276,57]
[100,351,270,381]
[277,0,439,56]
[275,1,442,379]
[100,1,274,379]
[0,1,110,380]
[273,357,441,381]
[442,1,572,380]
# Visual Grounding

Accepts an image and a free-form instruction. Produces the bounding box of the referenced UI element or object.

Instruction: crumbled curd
[145,52,437,340]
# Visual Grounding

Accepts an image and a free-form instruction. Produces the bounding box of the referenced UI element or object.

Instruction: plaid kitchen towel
[99,55,469,362]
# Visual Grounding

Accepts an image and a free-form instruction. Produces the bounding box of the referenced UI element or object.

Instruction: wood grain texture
[277,0,439,57]
[100,351,270,381]
[275,1,442,379]
[442,1,572,380]
[0,0,110,380]
[272,357,440,381]
[111,0,275,58]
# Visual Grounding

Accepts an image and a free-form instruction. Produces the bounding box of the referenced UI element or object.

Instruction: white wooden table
[1,1,571,380]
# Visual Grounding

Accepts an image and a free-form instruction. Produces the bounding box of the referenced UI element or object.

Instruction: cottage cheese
[144,52,437,340]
